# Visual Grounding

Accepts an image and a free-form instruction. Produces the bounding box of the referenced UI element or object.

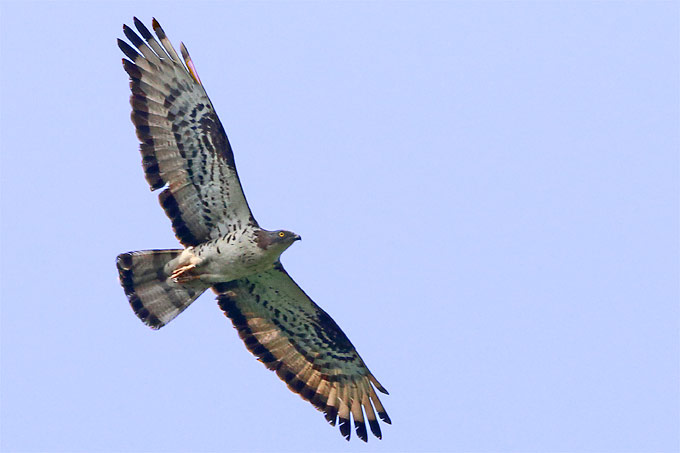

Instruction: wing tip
[180,41,202,85]
[368,418,382,439]
[369,374,389,394]
[122,23,144,48]
[213,273,390,442]
[355,420,368,442]
[133,16,153,40]
[324,407,338,426]
[121,58,142,80]
[378,410,392,425]
[152,17,165,38]
[118,38,140,61]
[339,417,351,441]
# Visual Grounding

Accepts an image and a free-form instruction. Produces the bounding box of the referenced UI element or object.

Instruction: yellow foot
[170,263,198,284]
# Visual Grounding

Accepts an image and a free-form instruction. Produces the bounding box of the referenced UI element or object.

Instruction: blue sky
[1,2,678,452]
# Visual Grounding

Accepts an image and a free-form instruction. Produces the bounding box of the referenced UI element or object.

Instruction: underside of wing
[118,18,257,246]
[213,265,390,442]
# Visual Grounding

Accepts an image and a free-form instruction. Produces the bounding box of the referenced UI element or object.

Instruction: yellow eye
[278,231,285,238]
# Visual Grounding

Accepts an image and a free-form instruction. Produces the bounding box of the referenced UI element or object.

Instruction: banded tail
[116,250,209,329]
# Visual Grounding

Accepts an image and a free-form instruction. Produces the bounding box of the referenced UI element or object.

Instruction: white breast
[189,229,273,283]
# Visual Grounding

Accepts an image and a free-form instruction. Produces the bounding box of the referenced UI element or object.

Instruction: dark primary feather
[213,264,390,442]
[118,18,257,247]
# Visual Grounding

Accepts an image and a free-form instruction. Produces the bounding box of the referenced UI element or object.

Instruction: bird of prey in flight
[115,17,390,442]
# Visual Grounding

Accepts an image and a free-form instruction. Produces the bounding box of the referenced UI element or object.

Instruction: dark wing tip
[121,59,142,80]
[339,417,351,441]
[355,420,368,442]
[122,24,144,48]
[324,407,338,426]
[368,418,382,439]
[118,39,140,61]
[152,18,166,38]
[133,16,153,40]
[378,411,392,425]
[370,375,389,395]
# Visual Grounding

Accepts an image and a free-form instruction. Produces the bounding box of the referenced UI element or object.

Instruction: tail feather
[116,250,208,329]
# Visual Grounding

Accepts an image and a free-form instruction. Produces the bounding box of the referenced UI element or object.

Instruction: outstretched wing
[213,265,390,442]
[118,18,257,246]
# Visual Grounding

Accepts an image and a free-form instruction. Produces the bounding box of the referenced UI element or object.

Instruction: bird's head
[256,229,302,253]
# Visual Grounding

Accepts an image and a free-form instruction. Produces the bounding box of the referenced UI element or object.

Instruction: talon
[170,263,198,283]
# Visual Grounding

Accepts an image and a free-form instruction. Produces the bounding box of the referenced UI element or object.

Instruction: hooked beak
[294,234,302,241]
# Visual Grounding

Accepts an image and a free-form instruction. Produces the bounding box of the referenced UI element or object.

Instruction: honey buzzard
[115,18,390,442]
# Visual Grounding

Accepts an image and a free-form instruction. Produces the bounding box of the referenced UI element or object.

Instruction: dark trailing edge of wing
[158,189,202,246]
[212,269,390,442]
[119,18,260,246]
[215,285,359,438]
[118,47,170,194]
[122,56,201,245]
[119,23,205,246]
[339,416,351,440]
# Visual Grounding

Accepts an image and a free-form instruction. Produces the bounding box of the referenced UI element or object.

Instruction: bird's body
[168,228,300,284]
[116,17,390,442]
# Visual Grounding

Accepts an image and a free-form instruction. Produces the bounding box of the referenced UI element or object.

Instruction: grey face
[255,229,301,251]
[272,230,302,244]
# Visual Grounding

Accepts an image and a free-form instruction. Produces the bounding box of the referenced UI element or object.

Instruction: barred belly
[172,230,274,283]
